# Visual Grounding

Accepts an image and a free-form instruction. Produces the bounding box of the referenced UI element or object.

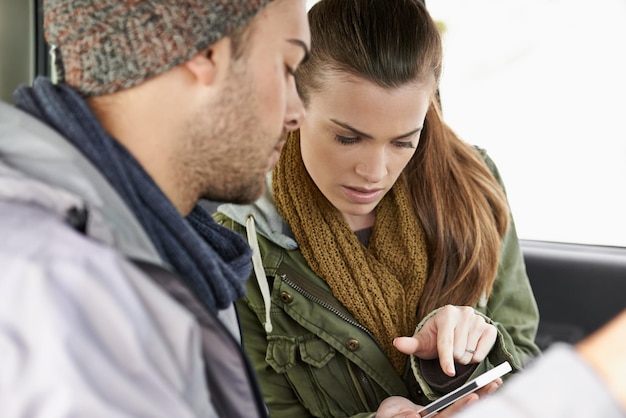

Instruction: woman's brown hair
[297,0,510,320]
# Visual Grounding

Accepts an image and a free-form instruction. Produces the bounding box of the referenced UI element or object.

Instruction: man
[0,0,309,416]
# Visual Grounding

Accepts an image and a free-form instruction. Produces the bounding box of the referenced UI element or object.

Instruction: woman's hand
[375,380,502,418]
[393,305,497,376]
[375,395,476,418]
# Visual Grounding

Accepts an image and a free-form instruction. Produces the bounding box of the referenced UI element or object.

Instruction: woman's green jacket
[213,150,541,418]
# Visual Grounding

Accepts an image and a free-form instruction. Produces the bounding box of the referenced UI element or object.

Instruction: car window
[0,2,34,103]
[428,0,626,247]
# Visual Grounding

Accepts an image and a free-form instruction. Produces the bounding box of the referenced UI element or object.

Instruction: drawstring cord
[246,215,273,333]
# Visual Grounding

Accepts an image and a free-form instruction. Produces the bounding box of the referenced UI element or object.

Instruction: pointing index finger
[436,318,457,376]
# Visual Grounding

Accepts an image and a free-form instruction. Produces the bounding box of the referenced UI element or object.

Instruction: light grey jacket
[0,101,244,417]
[455,344,625,418]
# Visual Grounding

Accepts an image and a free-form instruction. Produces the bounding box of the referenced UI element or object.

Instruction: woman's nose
[355,151,387,183]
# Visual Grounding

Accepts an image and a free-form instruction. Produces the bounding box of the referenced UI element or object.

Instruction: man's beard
[178,65,280,206]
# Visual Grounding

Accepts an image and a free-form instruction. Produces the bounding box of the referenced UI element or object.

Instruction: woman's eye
[395,141,416,149]
[335,135,359,145]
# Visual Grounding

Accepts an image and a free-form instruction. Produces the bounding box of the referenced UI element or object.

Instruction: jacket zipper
[350,360,380,411]
[280,274,377,342]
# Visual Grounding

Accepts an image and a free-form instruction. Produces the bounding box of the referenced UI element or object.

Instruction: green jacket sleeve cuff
[409,307,522,401]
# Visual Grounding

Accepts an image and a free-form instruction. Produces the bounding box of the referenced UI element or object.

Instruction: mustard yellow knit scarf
[273,131,429,374]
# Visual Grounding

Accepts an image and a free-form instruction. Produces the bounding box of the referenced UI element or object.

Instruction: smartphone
[416,360,512,418]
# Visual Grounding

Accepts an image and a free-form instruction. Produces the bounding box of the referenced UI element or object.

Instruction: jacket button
[280,291,293,304]
[346,338,360,351]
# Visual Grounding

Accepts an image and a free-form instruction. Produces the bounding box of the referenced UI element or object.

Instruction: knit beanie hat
[44,0,273,97]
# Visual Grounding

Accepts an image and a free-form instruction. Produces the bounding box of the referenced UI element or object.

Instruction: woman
[214,0,540,416]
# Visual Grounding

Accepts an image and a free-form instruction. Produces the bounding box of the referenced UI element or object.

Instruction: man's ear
[183,36,232,86]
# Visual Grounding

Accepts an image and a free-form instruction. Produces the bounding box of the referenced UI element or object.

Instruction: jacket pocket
[266,335,336,371]
[299,338,336,367]
[266,334,368,417]
[266,335,299,372]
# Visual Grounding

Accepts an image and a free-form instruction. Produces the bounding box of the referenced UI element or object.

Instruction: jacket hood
[0,100,160,264]
[217,173,298,251]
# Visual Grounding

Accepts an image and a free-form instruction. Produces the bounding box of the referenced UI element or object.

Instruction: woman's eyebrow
[330,118,422,140]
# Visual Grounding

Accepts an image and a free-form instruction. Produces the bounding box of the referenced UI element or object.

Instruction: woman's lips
[341,185,384,204]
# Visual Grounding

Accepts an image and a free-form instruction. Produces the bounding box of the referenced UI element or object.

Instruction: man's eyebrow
[330,118,422,140]
[288,39,310,65]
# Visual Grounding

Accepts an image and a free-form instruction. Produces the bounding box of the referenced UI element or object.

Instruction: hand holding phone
[416,361,512,417]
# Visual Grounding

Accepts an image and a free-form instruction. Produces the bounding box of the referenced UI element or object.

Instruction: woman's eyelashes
[394,141,416,149]
[335,134,359,145]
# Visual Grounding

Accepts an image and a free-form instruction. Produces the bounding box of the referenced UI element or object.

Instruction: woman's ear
[183,36,232,86]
